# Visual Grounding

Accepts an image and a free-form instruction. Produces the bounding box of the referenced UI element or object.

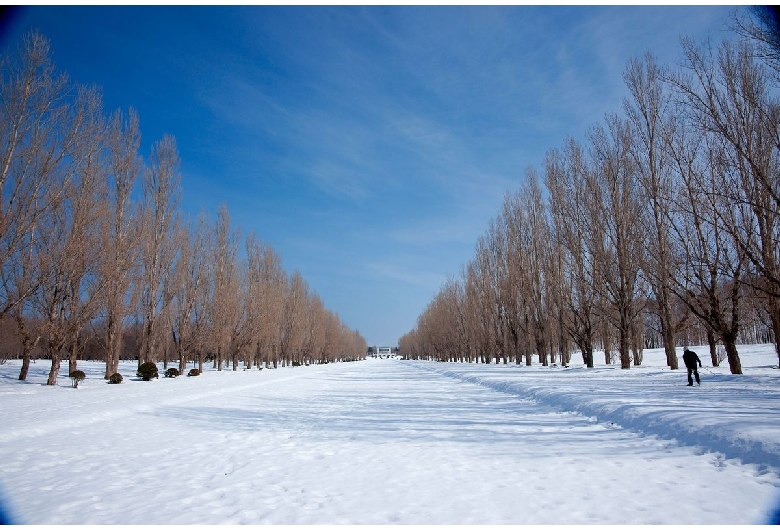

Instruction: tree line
[0,32,367,385]
[400,24,780,375]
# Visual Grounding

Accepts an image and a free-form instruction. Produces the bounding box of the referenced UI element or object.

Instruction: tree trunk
[631,320,642,366]
[619,334,631,369]
[559,324,570,366]
[137,337,143,371]
[536,323,548,366]
[619,312,631,370]
[722,332,743,375]
[584,345,594,368]
[68,333,79,376]
[104,313,121,379]
[707,328,719,367]
[603,331,612,365]
[19,351,31,381]
[660,301,678,369]
[46,340,61,386]
[143,315,154,365]
[16,314,39,381]
[177,343,186,374]
[631,345,642,366]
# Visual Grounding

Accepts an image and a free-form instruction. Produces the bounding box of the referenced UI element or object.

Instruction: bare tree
[545,140,598,367]
[428,277,468,362]
[243,234,262,369]
[31,87,110,385]
[733,6,780,81]
[586,116,647,369]
[203,204,239,371]
[659,37,780,373]
[481,221,510,364]
[169,214,210,373]
[0,32,72,321]
[663,95,746,374]
[8,229,40,380]
[279,270,308,366]
[464,257,493,364]
[624,53,681,370]
[101,109,141,379]
[224,259,252,371]
[138,135,180,366]
[244,233,286,369]
[319,309,341,364]
[523,171,554,365]
[681,40,780,365]
[500,191,532,366]
[301,292,325,365]
[60,87,111,377]
[548,240,571,366]
[500,171,553,366]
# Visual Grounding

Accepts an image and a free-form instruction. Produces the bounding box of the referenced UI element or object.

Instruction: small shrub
[137,361,159,381]
[70,370,86,389]
[164,367,180,378]
[108,373,123,384]
[187,368,200,377]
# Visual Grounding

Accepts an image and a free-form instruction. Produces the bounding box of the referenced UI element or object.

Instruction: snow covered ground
[1,344,779,524]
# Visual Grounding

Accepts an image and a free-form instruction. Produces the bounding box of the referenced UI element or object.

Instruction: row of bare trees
[401,32,780,375]
[0,32,366,385]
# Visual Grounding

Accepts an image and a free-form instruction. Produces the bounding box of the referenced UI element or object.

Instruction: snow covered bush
[187,368,200,377]
[69,370,86,388]
[108,373,123,384]
[137,362,159,381]
[164,367,180,378]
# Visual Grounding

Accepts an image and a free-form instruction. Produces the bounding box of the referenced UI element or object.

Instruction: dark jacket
[682,349,702,370]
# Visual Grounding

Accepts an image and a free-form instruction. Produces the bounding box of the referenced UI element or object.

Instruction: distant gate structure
[368,346,396,358]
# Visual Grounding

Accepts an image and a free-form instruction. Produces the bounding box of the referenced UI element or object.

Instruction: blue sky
[2,6,740,347]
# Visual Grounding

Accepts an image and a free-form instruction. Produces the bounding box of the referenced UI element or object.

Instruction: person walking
[682,348,702,386]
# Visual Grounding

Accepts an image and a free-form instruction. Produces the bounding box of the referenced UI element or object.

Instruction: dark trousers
[687,367,700,385]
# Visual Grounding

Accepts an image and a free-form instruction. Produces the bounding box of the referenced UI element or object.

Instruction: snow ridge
[414,362,780,474]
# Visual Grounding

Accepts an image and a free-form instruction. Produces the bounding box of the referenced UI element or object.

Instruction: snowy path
[1,357,778,524]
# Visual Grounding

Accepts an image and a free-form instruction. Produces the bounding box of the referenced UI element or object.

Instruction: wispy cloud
[188,5,740,346]
[367,261,446,290]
